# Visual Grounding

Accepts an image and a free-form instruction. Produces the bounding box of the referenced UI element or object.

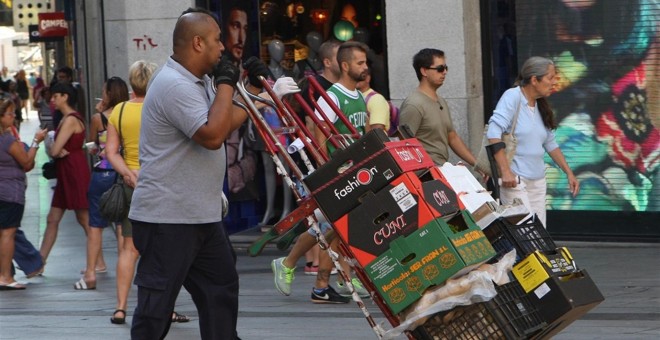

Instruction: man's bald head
[171,8,224,77]
[173,8,220,54]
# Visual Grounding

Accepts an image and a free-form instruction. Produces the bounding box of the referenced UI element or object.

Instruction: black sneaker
[310,286,351,304]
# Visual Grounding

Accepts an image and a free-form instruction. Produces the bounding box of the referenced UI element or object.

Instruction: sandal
[171,311,190,323]
[80,266,108,274]
[26,265,45,279]
[110,309,126,324]
[73,278,96,290]
[0,281,27,290]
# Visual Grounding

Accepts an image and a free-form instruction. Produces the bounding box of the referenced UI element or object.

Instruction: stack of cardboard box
[433,164,605,339]
[303,129,603,338]
[409,164,604,339]
[304,129,496,314]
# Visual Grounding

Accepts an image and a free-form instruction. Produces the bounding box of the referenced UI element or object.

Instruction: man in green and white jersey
[314,41,369,156]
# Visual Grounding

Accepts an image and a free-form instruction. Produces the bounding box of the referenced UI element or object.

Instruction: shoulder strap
[100,112,109,130]
[118,102,127,153]
[97,113,109,147]
[511,88,523,134]
[69,112,85,123]
[66,112,85,130]
[364,90,377,103]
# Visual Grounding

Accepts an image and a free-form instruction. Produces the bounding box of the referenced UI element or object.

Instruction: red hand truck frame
[234,75,417,339]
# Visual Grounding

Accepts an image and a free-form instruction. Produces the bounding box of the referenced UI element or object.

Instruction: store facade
[63,0,657,239]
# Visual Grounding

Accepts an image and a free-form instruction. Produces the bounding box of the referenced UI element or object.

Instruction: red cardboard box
[304,129,434,221]
[334,171,458,267]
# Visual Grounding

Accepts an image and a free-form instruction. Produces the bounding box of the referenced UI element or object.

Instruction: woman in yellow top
[105,60,189,325]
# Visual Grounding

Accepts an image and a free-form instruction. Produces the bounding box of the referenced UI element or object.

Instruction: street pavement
[1,114,659,339]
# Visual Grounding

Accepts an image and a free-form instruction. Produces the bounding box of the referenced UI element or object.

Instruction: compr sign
[38,12,68,37]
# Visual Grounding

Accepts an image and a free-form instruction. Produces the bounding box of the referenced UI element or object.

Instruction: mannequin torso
[268,39,286,79]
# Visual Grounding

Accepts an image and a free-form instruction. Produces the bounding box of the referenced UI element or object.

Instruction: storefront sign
[29,25,63,43]
[38,12,68,37]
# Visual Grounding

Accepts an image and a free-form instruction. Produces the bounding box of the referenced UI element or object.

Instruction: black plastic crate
[483,214,556,263]
[412,281,546,340]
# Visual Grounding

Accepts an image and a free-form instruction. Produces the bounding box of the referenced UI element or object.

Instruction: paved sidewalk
[1,115,659,339]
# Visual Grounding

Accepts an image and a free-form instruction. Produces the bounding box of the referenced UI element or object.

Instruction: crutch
[299,76,420,339]
[241,78,328,256]
[236,77,388,339]
[247,73,368,253]
[485,141,506,201]
[302,76,419,338]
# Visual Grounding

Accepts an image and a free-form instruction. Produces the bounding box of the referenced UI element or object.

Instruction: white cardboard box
[436,164,530,229]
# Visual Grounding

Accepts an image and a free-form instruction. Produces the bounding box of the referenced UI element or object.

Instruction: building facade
[60,0,658,240]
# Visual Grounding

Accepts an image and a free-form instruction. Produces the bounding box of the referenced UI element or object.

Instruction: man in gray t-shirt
[128,8,268,340]
[400,48,477,166]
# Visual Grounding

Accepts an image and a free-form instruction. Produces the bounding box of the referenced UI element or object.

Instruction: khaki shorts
[120,186,134,237]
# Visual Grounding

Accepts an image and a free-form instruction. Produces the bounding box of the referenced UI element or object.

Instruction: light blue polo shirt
[487,87,558,180]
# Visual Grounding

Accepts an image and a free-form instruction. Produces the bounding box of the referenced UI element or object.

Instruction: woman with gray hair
[487,56,579,227]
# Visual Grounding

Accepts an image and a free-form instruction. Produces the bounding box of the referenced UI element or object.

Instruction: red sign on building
[38,12,69,37]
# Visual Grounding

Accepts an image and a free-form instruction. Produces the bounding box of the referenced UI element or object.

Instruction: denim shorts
[87,169,117,227]
[307,209,331,236]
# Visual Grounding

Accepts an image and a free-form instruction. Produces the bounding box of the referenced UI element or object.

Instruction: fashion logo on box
[333,166,378,199]
[393,146,426,163]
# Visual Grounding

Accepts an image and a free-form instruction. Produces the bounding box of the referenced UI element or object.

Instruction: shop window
[258,0,389,98]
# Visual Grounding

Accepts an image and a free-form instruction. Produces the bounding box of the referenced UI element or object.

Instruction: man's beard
[349,70,367,82]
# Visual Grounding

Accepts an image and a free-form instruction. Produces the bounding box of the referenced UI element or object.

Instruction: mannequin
[295,31,323,79]
[268,39,287,80]
[259,38,293,228]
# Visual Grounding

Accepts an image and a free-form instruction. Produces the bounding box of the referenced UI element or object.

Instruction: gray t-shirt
[129,57,226,224]
[0,133,27,205]
[399,90,453,165]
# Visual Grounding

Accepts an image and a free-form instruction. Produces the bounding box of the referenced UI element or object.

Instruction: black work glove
[211,55,240,88]
[243,56,269,88]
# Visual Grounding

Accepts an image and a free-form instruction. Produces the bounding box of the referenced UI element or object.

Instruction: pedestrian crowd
[0,6,580,340]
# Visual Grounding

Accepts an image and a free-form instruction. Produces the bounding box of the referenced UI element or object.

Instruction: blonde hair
[128,60,158,97]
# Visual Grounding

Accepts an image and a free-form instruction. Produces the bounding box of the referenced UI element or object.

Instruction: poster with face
[220,1,260,65]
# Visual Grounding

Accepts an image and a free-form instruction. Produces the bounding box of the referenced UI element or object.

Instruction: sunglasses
[427,64,449,72]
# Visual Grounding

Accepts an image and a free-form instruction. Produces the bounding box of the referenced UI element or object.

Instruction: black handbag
[98,102,129,221]
[99,175,130,221]
[42,160,57,180]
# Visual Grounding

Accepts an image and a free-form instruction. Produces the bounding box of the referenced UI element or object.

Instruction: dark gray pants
[130,220,238,340]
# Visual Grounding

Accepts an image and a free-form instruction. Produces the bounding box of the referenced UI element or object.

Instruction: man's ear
[192,35,204,52]
[340,61,349,73]
[420,67,428,78]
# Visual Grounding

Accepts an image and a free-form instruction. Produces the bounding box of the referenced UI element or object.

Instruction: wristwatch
[31,139,40,149]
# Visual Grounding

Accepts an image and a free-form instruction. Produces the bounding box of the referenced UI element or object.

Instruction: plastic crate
[412,281,546,340]
[483,214,556,262]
